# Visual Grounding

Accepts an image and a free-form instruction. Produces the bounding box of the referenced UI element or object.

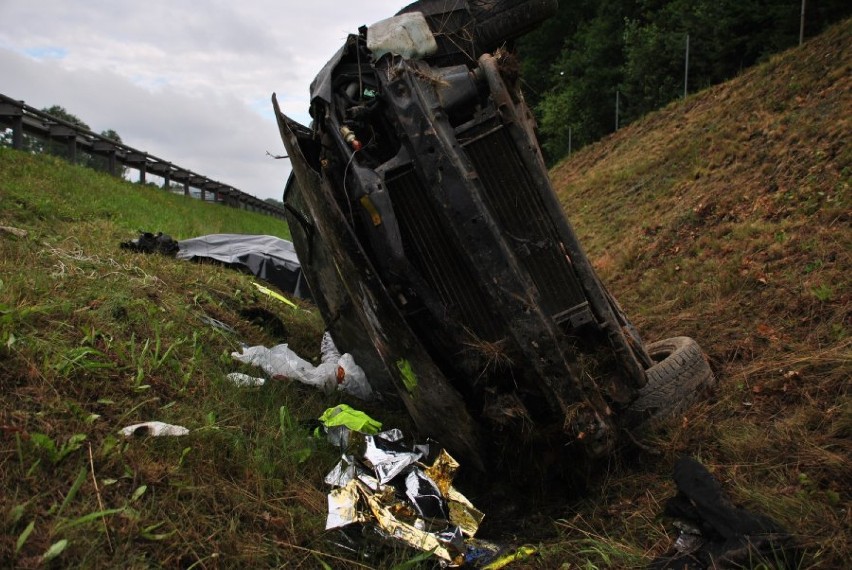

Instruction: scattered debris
[0,225,28,238]
[479,545,537,569]
[199,314,238,334]
[231,332,374,400]
[322,425,489,565]
[226,372,266,387]
[320,404,382,435]
[176,233,310,299]
[650,456,800,569]
[120,421,189,437]
[252,281,298,309]
[317,416,533,567]
[119,231,179,255]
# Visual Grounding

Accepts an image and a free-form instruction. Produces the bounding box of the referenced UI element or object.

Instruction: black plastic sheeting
[177,234,311,299]
[650,456,800,569]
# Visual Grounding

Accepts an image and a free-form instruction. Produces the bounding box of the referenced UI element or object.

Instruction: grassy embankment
[0,153,425,567]
[536,17,849,569]
[1,17,849,570]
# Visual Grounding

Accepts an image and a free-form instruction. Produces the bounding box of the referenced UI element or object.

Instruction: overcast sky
[0,0,406,200]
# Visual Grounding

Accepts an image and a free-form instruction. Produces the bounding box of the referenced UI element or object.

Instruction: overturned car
[273,0,714,476]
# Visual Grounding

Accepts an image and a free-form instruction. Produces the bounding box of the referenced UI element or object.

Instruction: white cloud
[0,0,404,200]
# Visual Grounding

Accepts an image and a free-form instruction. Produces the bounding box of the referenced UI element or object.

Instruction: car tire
[470,0,558,51]
[396,0,557,66]
[630,336,715,419]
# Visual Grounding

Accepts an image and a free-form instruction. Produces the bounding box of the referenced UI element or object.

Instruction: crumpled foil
[323,425,486,564]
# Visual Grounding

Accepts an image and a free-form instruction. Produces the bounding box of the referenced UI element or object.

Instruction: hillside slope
[0,20,848,569]
[544,18,849,568]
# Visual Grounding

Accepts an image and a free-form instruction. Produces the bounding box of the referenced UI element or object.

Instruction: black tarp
[177,234,310,299]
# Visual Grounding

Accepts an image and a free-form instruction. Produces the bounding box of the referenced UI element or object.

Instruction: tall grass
[0,148,422,567]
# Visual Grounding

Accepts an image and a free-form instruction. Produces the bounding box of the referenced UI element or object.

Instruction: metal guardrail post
[0,102,24,149]
[49,124,78,163]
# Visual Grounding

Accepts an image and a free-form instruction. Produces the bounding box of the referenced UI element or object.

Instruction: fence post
[0,101,25,149]
[684,33,690,98]
[49,125,77,164]
[126,153,148,184]
[615,90,620,131]
[163,165,171,190]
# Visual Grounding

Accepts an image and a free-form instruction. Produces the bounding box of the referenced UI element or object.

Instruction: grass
[542,18,850,569]
[1,18,850,570]
[0,150,421,567]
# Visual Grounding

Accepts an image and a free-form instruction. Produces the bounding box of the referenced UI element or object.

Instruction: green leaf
[30,433,56,455]
[15,520,35,554]
[311,554,333,570]
[41,539,68,562]
[56,507,124,531]
[294,447,313,464]
[56,433,87,463]
[58,467,87,515]
[130,485,147,503]
[177,446,192,468]
[9,502,27,525]
[391,548,438,569]
[140,522,176,541]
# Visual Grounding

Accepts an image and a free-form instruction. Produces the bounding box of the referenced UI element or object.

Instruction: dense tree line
[518,0,851,163]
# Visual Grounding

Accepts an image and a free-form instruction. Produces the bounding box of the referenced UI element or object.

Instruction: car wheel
[470,0,558,51]
[630,336,715,419]
[396,0,557,66]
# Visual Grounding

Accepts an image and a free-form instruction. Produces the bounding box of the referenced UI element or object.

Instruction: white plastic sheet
[231,332,374,400]
[120,421,189,437]
[226,372,266,387]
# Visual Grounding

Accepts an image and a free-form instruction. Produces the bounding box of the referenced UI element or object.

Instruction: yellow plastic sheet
[251,281,297,309]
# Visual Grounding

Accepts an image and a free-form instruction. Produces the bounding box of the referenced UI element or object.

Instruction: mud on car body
[273,0,713,474]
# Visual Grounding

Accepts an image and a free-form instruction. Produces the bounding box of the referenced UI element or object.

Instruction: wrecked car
[273,0,714,476]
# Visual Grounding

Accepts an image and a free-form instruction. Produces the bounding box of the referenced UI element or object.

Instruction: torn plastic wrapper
[232,332,374,400]
[120,421,189,437]
[226,372,266,387]
[446,487,485,539]
[251,281,298,309]
[320,404,382,434]
[405,469,447,519]
[427,450,484,537]
[359,479,455,561]
[364,431,423,485]
[326,479,368,530]
[199,315,237,334]
[324,455,357,488]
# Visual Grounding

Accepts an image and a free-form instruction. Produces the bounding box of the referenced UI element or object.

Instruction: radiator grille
[462,126,590,325]
[385,167,503,341]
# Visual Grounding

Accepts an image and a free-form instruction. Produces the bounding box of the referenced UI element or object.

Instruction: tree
[534,0,639,162]
[516,0,851,164]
